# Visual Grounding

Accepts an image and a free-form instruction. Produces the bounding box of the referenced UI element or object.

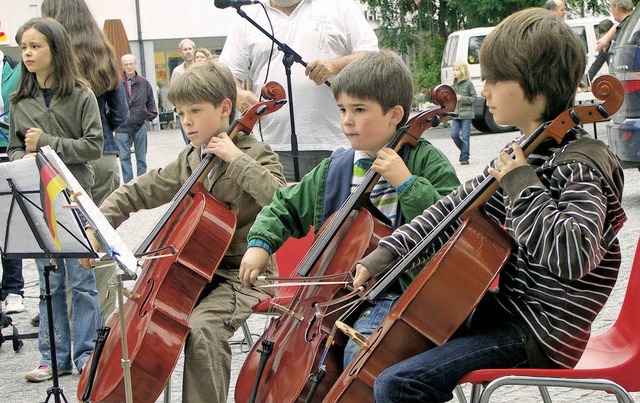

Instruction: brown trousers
[182,278,267,403]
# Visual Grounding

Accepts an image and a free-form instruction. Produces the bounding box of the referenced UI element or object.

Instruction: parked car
[607,7,640,169]
[441,17,609,133]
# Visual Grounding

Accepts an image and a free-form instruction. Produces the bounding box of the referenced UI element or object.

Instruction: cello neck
[293,85,458,277]
[134,118,241,255]
[367,119,569,299]
[294,123,420,277]
[368,71,625,298]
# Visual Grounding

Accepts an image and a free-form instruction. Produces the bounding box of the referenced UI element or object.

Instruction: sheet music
[0,157,90,257]
[40,146,140,278]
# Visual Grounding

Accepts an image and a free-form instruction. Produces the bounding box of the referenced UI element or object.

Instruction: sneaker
[4,293,25,314]
[31,313,40,327]
[24,365,72,383]
[460,160,469,165]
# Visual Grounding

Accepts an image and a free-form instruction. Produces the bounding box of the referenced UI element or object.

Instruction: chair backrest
[610,235,640,342]
[274,228,315,277]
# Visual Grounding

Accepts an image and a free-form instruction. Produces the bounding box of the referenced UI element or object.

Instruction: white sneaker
[4,293,25,314]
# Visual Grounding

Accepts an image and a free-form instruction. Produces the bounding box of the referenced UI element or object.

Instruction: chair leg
[538,385,552,403]
[163,379,171,402]
[469,383,483,403]
[242,321,254,347]
[454,384,468,403]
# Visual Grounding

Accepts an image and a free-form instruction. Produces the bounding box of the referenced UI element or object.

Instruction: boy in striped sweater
[353,8,627,402]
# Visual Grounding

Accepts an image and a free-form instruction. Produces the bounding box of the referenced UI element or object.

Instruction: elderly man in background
[116,54,158,183]
[543,0,567,19]
[219,0,379,181]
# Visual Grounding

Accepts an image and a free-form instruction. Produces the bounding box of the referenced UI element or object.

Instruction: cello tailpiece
[335,320,368,348]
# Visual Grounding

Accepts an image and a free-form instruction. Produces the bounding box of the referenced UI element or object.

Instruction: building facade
[1,0,378,118]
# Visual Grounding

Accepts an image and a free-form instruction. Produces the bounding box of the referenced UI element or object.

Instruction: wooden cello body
[235,209,391,403]
[323,75,625,402]
[77,185,236,402]
[324,208,511,402]
[76,83,287,403]
[234,85,458,403]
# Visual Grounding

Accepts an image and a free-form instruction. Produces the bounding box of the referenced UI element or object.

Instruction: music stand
[39,146,139,403]
[0,156,96,403]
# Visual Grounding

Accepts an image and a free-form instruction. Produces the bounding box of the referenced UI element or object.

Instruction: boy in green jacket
[239,49,460,367]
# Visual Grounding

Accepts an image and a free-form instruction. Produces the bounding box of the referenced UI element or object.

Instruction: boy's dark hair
[167,60,237,124]
[480,8,585,122]
[331,49,413,127]
[12,17,85,103]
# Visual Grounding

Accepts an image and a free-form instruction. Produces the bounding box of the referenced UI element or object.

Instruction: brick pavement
[1,124,638,402]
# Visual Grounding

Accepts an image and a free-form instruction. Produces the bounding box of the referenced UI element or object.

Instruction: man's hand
[236,88,259,113]
[352,263,373,289]
[305,59,339,85]
[239,247,270,288]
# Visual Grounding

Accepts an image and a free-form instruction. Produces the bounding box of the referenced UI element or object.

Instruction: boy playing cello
[82,60,286,402]
[352,8,627,402]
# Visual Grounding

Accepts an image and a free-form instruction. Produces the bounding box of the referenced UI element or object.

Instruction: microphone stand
[232,5,331,181]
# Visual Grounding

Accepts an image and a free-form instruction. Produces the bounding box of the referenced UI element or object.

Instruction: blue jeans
[373,320,528,402]
[450,119,471,162]
[35,258,101,372]
[1,257,23,300]
[116,124,148,183]
[343,294,399,368]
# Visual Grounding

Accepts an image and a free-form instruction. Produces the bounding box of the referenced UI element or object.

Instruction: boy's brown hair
[331,49,413,128]
[168,60,237,124]
[481,8,585,122]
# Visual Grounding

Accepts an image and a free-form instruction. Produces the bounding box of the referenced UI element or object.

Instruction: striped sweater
[360,130,626,368]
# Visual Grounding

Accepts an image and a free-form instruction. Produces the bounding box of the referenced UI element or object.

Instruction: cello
[76,82,287,403]
[234,85,457,403]
[323,75,625,402]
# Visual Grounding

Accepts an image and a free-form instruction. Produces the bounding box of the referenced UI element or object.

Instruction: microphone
[214,0,261,8]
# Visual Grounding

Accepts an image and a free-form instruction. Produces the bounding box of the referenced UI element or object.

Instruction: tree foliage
[362,0,614,98]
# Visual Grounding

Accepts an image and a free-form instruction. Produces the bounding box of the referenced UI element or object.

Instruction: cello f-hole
[305,313,319,343]
[137,278,154,318]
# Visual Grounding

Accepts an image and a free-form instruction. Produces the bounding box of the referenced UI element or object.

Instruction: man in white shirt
[219,0,379,180]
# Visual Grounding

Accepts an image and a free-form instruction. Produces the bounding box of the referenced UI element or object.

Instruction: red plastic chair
[456,235,640,403]
[241,229,315,347]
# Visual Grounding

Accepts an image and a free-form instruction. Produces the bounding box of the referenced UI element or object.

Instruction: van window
[570,26,588,53]
[442,35,459,68]
[468,35,486,64]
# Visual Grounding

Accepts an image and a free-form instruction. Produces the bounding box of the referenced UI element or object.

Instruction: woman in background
[42,0,129,323]
[450,61,476,165]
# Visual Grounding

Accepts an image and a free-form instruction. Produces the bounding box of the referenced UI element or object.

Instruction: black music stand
[0,157,96,403]
[232,5,331,181]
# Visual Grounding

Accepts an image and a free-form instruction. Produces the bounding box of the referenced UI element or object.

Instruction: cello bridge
[272,302,304,322]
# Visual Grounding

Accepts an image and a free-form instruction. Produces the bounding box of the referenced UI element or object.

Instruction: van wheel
[472,106,515,133]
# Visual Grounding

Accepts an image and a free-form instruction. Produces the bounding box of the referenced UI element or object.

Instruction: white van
[441,17,611,133]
